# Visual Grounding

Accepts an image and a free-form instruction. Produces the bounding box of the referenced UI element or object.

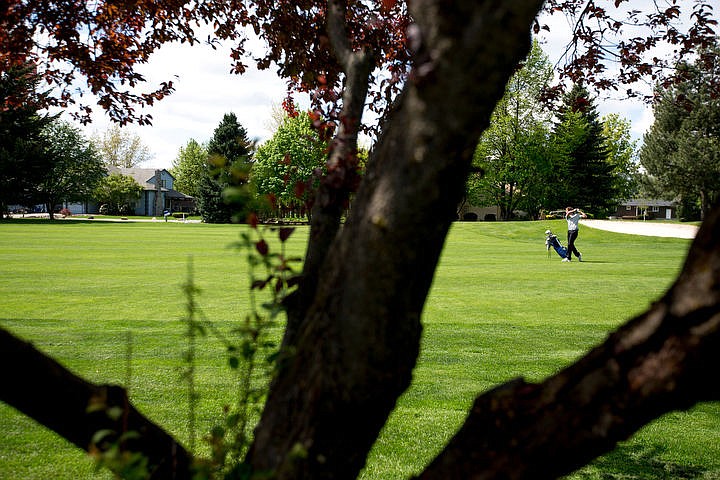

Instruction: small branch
[283,0,375,346]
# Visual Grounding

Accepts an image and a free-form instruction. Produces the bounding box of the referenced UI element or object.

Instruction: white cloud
[72,39,292,169]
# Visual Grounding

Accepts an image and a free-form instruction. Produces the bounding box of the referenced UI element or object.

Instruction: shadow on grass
[574,444,708,479]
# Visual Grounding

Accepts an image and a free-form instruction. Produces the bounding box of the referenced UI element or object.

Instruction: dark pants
[567,229,580,259]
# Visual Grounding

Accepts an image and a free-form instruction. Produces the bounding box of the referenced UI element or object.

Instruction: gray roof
[621,198,675,207]
[107,166,171,191]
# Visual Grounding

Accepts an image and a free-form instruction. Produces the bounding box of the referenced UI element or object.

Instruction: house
[108,167,195,216]
[612,199,676,220]
[64,167,195,216]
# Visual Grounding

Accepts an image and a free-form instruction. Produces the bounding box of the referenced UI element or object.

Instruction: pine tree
[640,46,720,220]
[196,113,254,223]
[0,64,55,216]
[553,84,613,213]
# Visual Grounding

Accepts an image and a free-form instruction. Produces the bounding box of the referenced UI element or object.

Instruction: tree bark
[0,329,192,479]
[248,1,546,478]
[284,0,375,347]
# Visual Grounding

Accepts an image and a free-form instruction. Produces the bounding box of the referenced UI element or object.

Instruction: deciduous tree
[172,139,208,199]
[2,2,720,480]
[93,173,144,215]
[93,125,153,168]
[602,113,639,204]
[36,120,106,219]
[252,111,329,219]
[472,40,554,220]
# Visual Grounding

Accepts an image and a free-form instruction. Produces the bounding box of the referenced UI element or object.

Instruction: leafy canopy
[37,120,106,219]
[93,173,144,215]
[640,43,720,219]
[252,111,329,217]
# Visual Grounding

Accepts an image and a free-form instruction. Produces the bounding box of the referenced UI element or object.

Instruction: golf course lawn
[0,218,718,479]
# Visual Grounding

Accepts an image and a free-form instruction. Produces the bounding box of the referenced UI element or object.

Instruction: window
[626,205,632,211]
[651,206,659,212]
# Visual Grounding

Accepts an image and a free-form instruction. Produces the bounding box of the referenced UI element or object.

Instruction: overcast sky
[68,18,660,171]
[71,39,289,170]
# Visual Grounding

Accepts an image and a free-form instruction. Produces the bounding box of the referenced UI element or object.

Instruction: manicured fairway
[0,218,717,479]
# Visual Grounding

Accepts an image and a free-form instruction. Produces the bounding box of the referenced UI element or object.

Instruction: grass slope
[0,219,717,479]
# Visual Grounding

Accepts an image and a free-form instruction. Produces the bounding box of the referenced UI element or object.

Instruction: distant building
[64,167,195,215]
[612,199,676,220]
[457,204,502,221]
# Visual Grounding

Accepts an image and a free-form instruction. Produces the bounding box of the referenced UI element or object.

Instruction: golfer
[563,206,586,262]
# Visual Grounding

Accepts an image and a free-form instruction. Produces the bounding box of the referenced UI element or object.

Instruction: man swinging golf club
[563,206,586,262]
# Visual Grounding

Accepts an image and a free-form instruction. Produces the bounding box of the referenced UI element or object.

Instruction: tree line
[4,40,718,224]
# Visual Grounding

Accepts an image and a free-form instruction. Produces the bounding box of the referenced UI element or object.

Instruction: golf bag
[545,229,567,259]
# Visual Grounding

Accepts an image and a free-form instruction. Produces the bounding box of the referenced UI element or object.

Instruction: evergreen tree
[196,113,254,223]
[0,64,55,216]
[640,47,720,220]
[553,84,613,213]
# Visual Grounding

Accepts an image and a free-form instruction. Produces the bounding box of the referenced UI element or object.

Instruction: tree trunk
[247,1,546,478]
[45,200,55,220]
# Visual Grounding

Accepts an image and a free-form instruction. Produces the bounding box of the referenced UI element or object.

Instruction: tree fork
[248,1,546,478]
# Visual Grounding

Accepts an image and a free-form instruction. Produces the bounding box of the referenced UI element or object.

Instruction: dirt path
[581,219,699,239]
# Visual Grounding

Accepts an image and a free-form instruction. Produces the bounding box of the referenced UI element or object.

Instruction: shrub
[59,208,72,217]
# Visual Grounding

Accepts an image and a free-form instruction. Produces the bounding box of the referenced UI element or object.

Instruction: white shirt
[566,212,581,231]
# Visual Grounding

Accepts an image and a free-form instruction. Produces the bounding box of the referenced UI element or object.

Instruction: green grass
[0,218,718,479]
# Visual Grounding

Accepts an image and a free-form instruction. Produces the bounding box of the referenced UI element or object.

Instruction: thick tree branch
[418,203,720,479]
[0,328,192,479]
[284,0,375,346]
[249,1,545,478]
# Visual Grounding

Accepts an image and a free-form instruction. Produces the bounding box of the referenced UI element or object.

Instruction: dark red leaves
[381,0,397,13]
[255,239,269,256]
[252,277,272,290]
[282,95,299,118]
[278,227,295,243]
[294,180,307,199]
